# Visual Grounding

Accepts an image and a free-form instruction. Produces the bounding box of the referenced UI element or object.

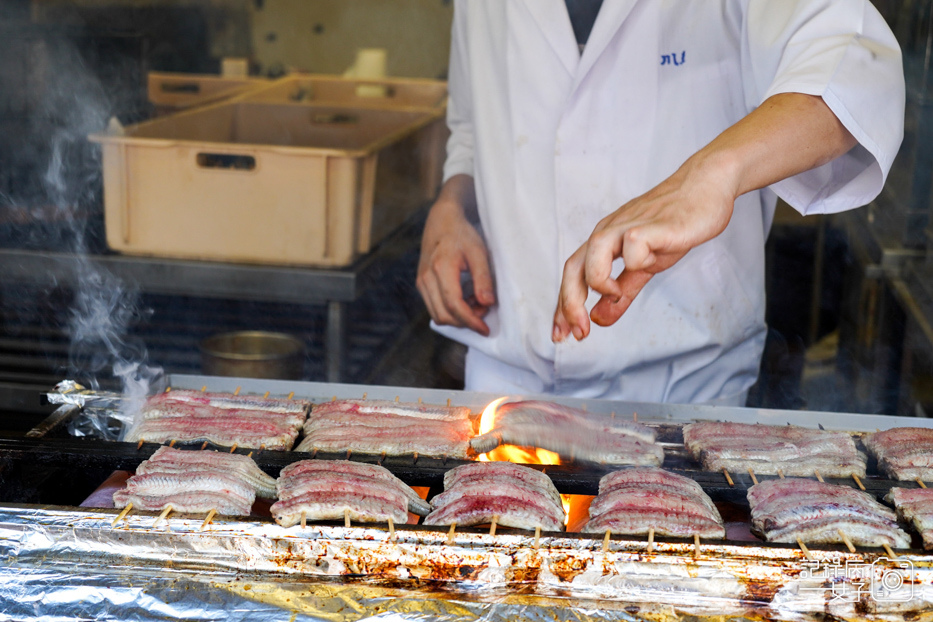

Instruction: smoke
[35,36,163,432]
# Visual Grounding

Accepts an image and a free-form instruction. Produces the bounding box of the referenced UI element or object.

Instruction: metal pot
[200,331,305,380]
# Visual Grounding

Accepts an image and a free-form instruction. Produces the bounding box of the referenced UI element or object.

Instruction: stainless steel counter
[0,212,424,383]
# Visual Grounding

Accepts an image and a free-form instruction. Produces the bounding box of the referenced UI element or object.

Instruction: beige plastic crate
[89,99,447,267]
[242,74,448,111]
[147,72,268,114]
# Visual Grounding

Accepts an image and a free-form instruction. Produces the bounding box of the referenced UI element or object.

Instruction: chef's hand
[553,160,734,341]
[417,174,496,336]
[553,93,858,342]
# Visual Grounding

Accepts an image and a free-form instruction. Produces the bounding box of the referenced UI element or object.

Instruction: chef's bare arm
[552,92,858,342]
[417,173,495,337]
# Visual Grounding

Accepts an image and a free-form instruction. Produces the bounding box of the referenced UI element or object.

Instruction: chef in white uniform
[416,0,904,405]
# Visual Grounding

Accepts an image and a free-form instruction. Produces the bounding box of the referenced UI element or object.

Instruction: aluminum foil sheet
[1,505,932,621]
[46,380,168,441]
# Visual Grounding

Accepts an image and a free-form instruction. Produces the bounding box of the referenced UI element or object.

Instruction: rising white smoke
[37,37,163,436]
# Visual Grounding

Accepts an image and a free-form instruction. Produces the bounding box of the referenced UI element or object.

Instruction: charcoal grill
[3,374,933,622]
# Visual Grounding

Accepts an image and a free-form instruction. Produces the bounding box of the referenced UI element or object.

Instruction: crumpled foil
[47,380,163,441]
[2,505,932,622]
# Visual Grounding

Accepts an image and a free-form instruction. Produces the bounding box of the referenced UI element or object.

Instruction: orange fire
[476,397,572,523]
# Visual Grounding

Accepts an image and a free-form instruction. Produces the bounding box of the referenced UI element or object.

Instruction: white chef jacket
[434,0,904,404]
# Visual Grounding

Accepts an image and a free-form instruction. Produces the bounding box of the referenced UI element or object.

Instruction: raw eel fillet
[863,428,933,481]
[295,399,474,458]
[443,461,562,509]
[141,404,306,430]
[309,399,471,421]
[113,470,256,516]
[272,491,409,528]
[748,478,910,548]
[885,487,933,549]
[469,400,662,466]
[124,390,308,451]
[682,421,866,478]
[271,459,417,527]
[124,415,299,450]
[278,460,430,516]
[423,462,566,531]
[581,467,725,539]
[113,489,252,516]
[136,446,277,499]
[148,389,311,418]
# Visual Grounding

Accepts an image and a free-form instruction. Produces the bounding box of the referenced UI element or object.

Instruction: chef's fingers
[464,243,496,307]
[590,270,654,326]
[436,265,491,336]
[553,248,592,341]
[417,250,481,333]
[582,226,625,299]
[416,268,453,325]
[617,225,660,273]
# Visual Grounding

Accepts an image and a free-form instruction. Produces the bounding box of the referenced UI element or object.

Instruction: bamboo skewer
[852,473,865,491]
[447,522,457,545]
[387,517,395,539]
[412,452,419,465]
[229,444,238,453]
[395,396,400,403]
[747,468,758,486]
[647,528,655,553]
[814,470,824,483]
[287,392,294,400]
[153,505,172,528]
[263,391,270,399]
[723,469,734,486]
[777,468,785,479]
[201,386,207,392]
[112,503,133,527]
[602,530,611,552]
[917,479,927,489]
[332,396,337,402]
[882,543,898,559]
[489,516,498,536]
[301,511,307,529]
[837,529,856,553]
[534,526,541,549]
[247,451,253,458]
[168,439,177,448]
[200,442,208,450]
[234,386,241,396]
[200,509,217,531]
[633,412,638,422]
[693,534,701,558]
[417,397,423,404]
[344,509,351,529]
[446,398,451,407]
[796,538,813,561]
[137,440,145,450]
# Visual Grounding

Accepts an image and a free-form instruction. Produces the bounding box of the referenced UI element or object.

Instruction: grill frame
[23,373,933,523]
[4,374,933,618]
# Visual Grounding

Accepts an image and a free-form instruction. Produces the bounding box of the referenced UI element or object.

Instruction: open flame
[476,397,572,523]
